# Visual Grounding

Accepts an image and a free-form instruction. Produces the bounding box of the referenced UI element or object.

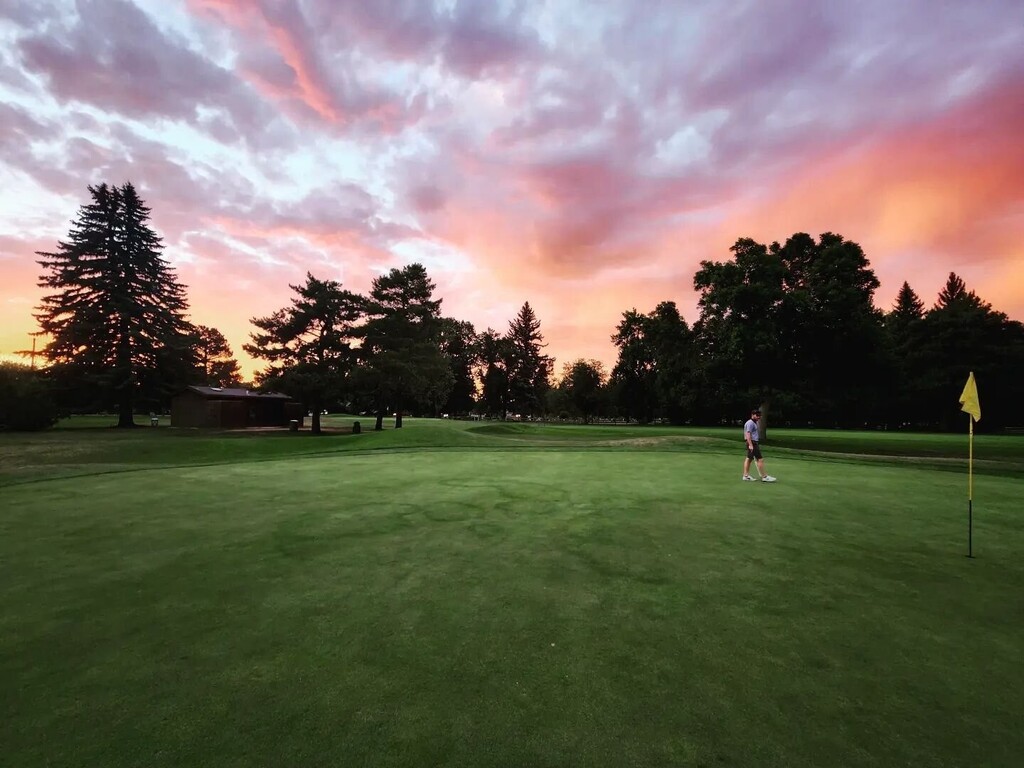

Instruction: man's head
[751,408,761,420]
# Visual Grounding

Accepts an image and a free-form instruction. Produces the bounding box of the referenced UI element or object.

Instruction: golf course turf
[1,417,1021,766]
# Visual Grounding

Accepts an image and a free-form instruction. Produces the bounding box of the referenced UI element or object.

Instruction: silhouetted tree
[193,325,242,387]
[776,232,886,426]
[694,232,890,431]
[610,309,658,423]
[694,237,788,431]
[478,328,511,418]
[505,302,552,418]
[913,273,1024,430]
[246,273,362,434]
[0,362,58,431]
[610,302,697,424]
[436,318,478,416]
[888,282,926,331]
[559,359,607,424]
[356,263,452,430]
[884,282,928,426]
[647,301,697,425]
[35,182,196,426]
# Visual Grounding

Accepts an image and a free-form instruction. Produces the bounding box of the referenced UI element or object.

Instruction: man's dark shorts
[747,442,762,460]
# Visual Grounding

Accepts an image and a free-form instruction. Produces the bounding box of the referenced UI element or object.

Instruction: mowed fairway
[1,421,1022,767]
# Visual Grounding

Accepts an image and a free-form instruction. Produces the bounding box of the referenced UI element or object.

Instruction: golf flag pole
[968,415,973,558]
[958,372,981,558]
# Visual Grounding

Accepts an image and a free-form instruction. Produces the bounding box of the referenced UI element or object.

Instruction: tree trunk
[117,398,135,428]
[760,400,769,442]
[311,408,322,435]
[375,410,384,431]
[116,316,135,428]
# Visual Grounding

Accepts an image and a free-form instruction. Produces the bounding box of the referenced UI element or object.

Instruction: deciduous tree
[0,362,58,431]
[610,309,657,423]
[693,237,787,430]
[437,318,478,416]
[559,359,607,424]
[193,325,242,387]
[478,328,511,418]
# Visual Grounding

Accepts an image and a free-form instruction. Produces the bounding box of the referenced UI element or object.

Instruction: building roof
[182,386,291,400]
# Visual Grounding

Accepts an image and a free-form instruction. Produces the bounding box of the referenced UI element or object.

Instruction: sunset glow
[2,1,1022,376]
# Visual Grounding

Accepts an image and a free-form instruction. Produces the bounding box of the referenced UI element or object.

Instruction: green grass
[1,419,1022,766]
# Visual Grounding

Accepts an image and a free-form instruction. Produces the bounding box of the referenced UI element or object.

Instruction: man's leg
[755,458,765,477]
[743,457,752,476]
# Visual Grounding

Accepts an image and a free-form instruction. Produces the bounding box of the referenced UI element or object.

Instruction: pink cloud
[298,0,542,78]
[13,0,277,147]
[186,0,431,132]
[0,103,59,147]
[3,0,1024,378]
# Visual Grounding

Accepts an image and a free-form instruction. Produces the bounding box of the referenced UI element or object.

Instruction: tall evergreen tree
[884,282,927,426]
[35,182,196,426]
[505,302,552,418]
[356,263,452,430]
[888,282,926,331]
[246,273,363,435]
[935,273,970,309]
[914,273,1024,430]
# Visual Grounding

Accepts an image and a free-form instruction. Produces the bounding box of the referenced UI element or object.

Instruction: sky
[1,0,1023,378]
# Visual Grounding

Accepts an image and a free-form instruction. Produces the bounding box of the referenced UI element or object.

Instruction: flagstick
[967,416,974,559]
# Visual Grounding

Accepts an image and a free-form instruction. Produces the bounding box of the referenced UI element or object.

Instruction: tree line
[4,183,1022,432]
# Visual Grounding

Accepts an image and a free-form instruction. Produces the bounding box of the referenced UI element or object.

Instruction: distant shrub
[0,362,59,431]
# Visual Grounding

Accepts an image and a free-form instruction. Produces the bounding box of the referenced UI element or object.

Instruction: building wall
[170,391,209,428]
[171,391,302,428]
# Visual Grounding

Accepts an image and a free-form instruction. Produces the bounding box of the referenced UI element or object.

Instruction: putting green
[1,448,1021,767]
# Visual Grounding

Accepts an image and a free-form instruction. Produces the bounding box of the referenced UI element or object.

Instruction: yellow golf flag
[959,371,981,422]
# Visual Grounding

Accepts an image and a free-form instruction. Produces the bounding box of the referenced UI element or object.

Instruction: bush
[0,363,59,431]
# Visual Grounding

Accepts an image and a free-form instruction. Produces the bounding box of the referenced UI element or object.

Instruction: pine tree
[889,282,925,327]
[505,302,552,418]
[35,183,196,426]
[934,272,987,311]
[355,263,452,430]
[884,282,927,426]
[916,273,1018,429]
[246,273,363,435]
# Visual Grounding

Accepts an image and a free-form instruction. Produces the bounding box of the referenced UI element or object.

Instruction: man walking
[742,408,776,482]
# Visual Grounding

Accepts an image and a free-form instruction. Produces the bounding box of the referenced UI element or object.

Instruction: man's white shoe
[742,475,757,481]
[761,475,777,483]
